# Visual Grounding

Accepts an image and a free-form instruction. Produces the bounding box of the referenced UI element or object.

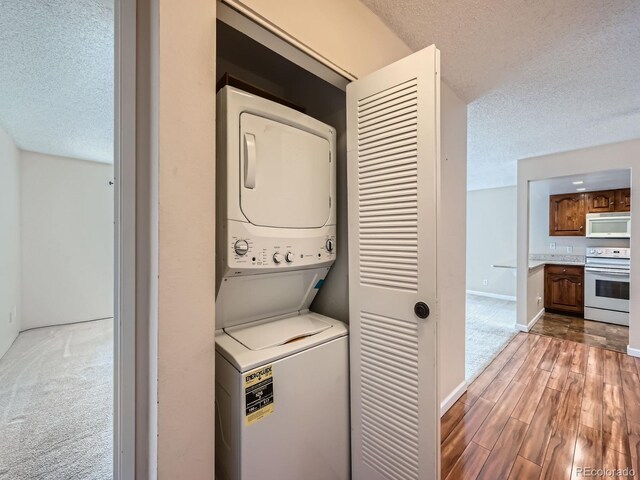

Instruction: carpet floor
[0,319,113,480]
[465,294,517,382]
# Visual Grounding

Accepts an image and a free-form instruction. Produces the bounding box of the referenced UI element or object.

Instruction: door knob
[414,302,430,319]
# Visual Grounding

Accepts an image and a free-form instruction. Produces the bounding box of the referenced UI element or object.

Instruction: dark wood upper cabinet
[544,265,584,315]
[586,190,615,213]
[615,188,631,212]
[549,193,586,236]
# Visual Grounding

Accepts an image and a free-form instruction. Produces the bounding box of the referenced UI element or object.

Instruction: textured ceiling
[533,168,630,195]
[361,0,640,190]
[0,0,114,163]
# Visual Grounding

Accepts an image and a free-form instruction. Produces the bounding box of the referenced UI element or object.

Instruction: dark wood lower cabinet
[544,264,584,315]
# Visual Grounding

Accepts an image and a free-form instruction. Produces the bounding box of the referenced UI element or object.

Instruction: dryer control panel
[222,220,336,276]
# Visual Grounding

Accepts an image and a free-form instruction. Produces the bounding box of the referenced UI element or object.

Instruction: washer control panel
[225,222,336,274]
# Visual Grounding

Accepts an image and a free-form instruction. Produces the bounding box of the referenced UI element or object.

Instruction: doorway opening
[465,188,518,381]
[0,1,115,477]
[527,168,631,353]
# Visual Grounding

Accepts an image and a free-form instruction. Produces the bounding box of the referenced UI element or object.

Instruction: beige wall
[226,0,412,79]
[527,266,545,326]
[156,0,217,477]
[466,186,517,298]
[438,83,468,411]
[517,140,640,354]
[0,126,21,360]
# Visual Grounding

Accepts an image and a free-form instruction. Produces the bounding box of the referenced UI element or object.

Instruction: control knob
[234,239,249,256]
[285,252,294,263]
[326,239,335,253]
[273,252,284,264]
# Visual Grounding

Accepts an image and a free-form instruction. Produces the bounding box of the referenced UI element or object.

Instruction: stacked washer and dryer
[214,86,350,480]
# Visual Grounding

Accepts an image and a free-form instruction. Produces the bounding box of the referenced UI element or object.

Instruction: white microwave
[586,212,631,238]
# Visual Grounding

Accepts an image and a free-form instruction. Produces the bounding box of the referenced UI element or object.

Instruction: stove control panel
[587,247,630,259]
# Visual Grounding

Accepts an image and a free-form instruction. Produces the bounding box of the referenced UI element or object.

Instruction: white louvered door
[347,46,440,480]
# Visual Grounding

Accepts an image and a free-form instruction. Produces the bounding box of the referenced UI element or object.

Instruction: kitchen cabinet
[549,187,631,236]
[549,193,586,236]
[616,188,631,212]
[544,265,584,315]
[586,190,615,213]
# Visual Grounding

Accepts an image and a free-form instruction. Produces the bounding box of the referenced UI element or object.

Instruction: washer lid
[225,314,332,351]
[215,312,348,372]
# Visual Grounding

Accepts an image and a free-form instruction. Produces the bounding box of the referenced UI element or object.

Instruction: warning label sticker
[244,365,274,426]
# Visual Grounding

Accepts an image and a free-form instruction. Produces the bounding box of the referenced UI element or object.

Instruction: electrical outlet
[550,242,556,250]
[537,294,542,305]
[566,246,573,253]
[482,279,488,286]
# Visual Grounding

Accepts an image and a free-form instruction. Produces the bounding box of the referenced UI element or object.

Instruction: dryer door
[240,113,331,228]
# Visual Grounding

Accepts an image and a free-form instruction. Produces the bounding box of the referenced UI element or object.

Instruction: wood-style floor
[530,312,629,353]
[441,332,640,479]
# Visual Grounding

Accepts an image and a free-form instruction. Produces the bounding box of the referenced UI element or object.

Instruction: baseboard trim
[466,290,516,302]
[440,380,467,417]
[627,346,640,358]
[517,308,544,333]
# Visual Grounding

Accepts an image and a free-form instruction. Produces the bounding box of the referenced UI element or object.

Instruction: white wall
[529,180,630,256]
[466,186,517,298]
[517,140,640,353]
[20,151,114,329]
[0,126,21,359]
[438,83,468,411]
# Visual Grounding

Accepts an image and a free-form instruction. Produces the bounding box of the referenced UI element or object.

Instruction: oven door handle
[585,267,630,276]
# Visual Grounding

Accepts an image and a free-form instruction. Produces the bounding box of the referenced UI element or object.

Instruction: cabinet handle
[563,269,566,273]
[578,283,582,286]
[580,226,583,230]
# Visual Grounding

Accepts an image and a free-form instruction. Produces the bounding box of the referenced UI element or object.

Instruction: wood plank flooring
[530,312,629,353]
[441,332,639,479]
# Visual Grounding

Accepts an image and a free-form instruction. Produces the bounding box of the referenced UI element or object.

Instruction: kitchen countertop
[492,259,585,272]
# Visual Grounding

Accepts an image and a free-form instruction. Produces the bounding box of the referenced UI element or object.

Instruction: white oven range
[584,247,630,326]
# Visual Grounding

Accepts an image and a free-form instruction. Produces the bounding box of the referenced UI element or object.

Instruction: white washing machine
[214,86,349,480]
[215,313,349,480]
